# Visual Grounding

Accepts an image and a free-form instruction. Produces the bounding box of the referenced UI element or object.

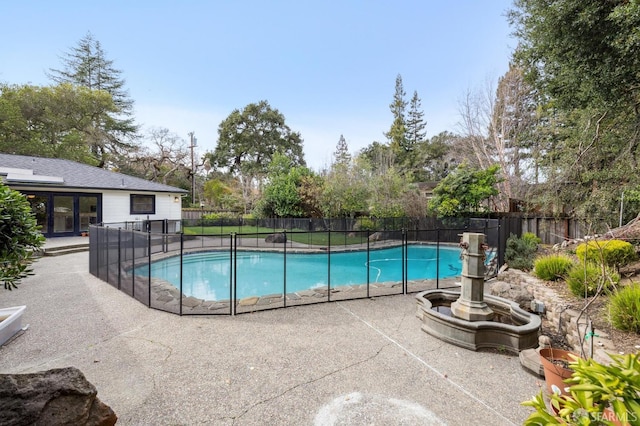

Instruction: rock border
[496,269,617,364]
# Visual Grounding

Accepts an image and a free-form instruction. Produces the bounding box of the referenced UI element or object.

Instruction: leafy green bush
[523,353,640,425]
[355,216,376,231]
[521,232,542,246]
[0,183,45,289]
[566,262,619,297]
[202,212,238,221]
[608,284,640,333]
[533,254,575,281]
[505,233,539,271]
[575,239,637,269]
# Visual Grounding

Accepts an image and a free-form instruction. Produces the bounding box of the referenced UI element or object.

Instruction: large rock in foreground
[0,367,117,426]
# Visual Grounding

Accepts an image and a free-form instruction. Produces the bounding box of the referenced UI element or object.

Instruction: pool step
[42,243,90,257]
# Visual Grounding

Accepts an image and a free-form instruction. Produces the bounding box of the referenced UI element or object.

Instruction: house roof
[0,154,187,193]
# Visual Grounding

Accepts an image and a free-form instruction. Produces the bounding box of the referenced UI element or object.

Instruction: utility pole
[189,132,197,205]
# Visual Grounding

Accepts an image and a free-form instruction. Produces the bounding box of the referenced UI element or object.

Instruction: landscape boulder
[0,367,117,426]
[368,232,383,242]
[265,232,287,243]
[488,281,534,312]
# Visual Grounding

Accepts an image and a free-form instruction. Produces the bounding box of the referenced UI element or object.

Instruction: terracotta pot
[539,347,578,397]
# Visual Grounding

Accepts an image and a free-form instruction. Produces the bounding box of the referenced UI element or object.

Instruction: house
[0,154,187,238]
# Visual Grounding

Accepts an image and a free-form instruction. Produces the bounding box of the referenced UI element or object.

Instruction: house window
[130,194,155,214]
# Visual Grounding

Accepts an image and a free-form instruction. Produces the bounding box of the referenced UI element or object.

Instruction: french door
[26,192,101,237]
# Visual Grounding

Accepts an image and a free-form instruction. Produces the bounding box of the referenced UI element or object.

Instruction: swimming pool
[139,245,462,301]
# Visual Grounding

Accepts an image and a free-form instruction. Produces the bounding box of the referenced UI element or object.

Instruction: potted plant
[523,352,640,425]
[539,347,580,397]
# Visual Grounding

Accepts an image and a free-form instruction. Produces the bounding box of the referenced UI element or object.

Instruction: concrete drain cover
[314,392,445,425]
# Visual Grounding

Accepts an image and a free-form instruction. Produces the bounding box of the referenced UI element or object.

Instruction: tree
[428,163,501,218]
[203,177,242,211]
[254,153,313,217]
[406,91,427,148]
[321,155,371,218]
[208,100,305,213]
[509,0,640,113]
[333,134,351,166]
[0,182,45,290]
[357,141,395,176]
[401,90,428,177]
[0,83,118,165]
[508,0,640,223]
[455,66,537,211]
[297,174,324,218]
[48,32,138,167]
[385,74,408,163]
[413,131,457,182]
[118,127,190,186]
[368,166,410,218]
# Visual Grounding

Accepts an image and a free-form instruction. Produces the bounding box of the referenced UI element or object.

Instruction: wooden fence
[499,214,606,245]
[181,210,599,246]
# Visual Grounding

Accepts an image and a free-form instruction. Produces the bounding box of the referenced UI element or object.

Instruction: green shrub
[566,262,619,297]
[608,284,640,333]
[355,216,376,231]
[202,212,238,220]
[533,254,575,281]
[521,232,541,246]
[505,233,539,271]
[0,183,45,289]
[575,239,637,269]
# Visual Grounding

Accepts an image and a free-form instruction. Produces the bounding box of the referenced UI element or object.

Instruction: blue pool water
[139,245,462,301]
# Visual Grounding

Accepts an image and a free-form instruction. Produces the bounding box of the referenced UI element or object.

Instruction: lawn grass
[183,226,367,246]
[183,225,278,235]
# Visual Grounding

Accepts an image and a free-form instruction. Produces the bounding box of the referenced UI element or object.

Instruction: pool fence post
[232,233,237,316]
[366,230,370,298]
[95,226,100,279]
[179,233,184,315]
[283,229,287,308]
[403,228,407,295]
[131,228,135,297]
[436,228,440,289]
[105,227,109,285]
[327,228,331,302]
[498,218,503,269]
[144,229,151,300]
[117,228,122,291]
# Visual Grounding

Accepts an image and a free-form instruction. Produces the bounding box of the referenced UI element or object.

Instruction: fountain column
[450,232,494,321]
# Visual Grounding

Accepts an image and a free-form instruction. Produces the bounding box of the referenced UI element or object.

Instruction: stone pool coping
[145,276,461,315]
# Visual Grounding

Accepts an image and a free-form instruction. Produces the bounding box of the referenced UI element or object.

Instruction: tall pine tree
[404,90,427,176]
[333,134,351,166]
[406,90,426,147]
[48,32,138,167]
[385,74,407,159]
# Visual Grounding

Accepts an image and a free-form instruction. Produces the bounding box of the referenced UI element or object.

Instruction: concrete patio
[0,250,542,425]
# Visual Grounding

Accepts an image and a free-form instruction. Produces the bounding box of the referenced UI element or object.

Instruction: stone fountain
[415,232,540,354]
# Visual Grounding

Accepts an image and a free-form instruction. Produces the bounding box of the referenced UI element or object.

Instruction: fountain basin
[415,290,540,354]
[0,305,26,346]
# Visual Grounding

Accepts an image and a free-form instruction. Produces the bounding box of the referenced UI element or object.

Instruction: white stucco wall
[6,184,184,228]
[101,190,183,223]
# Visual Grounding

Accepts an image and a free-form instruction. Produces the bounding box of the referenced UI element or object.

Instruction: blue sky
[1,1,515,171]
